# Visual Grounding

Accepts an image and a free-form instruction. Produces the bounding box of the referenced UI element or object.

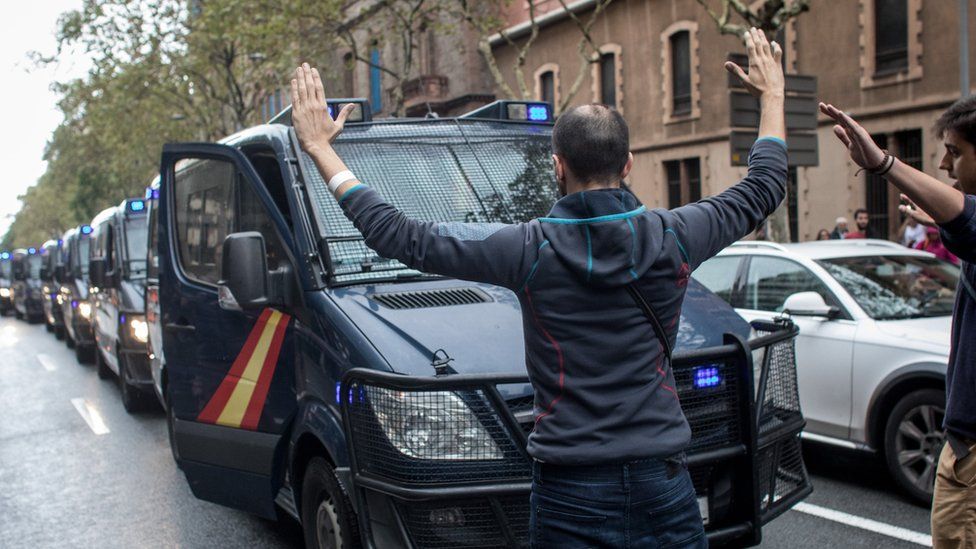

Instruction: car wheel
[884,388,946,504]
[166,388,182,467]
[301,457,361,549]
[95,347,111,378]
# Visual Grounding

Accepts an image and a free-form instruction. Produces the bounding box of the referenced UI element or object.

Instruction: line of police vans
[0,99,812,548]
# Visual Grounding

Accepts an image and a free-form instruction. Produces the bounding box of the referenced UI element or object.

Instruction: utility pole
[963,0,970,97]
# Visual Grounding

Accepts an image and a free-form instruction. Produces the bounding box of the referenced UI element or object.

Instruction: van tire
[77,343,95,365]
[119,351,152,414]
[884,388,945,505]
[66,333,75,348]
[54,325,65,340]
[165,387,182,467]
[301,457,361,549]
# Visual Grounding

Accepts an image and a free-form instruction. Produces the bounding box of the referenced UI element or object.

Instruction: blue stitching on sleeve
[521,240,550,290]
[626,218,639,279]
[664,228,690,263]
[337,184,366,204]
[756,136,787,149]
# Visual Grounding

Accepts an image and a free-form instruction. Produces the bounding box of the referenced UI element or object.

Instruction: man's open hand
[819,102,886,170]
[724,27,784,101]
[290,63,355,155]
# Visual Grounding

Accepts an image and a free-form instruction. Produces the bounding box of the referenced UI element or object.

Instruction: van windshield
[27,255,42,279]
[299,120,558,283]
[0,261,9,279]
[124,216,148,279]
[76,238,91,277]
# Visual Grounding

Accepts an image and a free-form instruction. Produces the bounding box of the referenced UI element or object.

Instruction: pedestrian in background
[821,96,976,549]
[829,217,848,239]
[816,229,831,240]
[898,215,927,247]
[845,208,872,239]
[915,226,960,265]
[290,27,788,549]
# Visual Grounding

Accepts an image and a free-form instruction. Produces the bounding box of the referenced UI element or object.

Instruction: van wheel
[77,343,95,365]
[301,458,361,549]
[884,389,945,505]
[95,347,111,378]
[54,325,65,340]
[119,352,151,413]
[45,322,53,332]
[166,388,182,467]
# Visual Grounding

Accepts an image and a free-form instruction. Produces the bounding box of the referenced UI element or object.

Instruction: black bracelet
[875,154,896,177]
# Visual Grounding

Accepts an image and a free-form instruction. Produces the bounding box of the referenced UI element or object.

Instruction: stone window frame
[590,43,624,115]
[534,63,561,112]
[661,21,701,125]
[858,0,923,89]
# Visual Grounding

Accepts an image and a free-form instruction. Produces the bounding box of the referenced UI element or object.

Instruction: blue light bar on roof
[527,104,550,122]
[0,252,9,260]
[694,366,723,389]
[27,247,36,255]
[57,239,63,246]
[129,200,146,212]
[81,225,93,235]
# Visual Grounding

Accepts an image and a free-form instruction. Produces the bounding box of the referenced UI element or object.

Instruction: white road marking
[793,502,932,547]
[70,398,110,435]
[36,354,57,372]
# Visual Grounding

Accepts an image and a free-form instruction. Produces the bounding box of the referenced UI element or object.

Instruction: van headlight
[368,387,503,460]
[77,302,92,320]
[0,288,9,298]
[128,316,148,343]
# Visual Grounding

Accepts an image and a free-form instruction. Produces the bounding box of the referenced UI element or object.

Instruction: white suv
[693,239,959,503]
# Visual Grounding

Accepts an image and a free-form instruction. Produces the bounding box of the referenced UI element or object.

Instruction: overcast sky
[0,0,88,240]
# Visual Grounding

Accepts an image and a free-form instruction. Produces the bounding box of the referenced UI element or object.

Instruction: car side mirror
[782,291,840,319]
[89,258,106,288]
[218,232,277,311]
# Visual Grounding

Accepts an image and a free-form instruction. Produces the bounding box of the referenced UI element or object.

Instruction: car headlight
[368,387,503,460]
[128,316,148,343]
[77,302,92,320]
[0,288,9,298]
[56,294,64,305]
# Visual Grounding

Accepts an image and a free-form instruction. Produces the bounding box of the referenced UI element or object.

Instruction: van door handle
[164,322,196,333]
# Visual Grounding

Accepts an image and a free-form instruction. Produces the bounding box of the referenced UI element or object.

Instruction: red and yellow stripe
[197,308,290,430]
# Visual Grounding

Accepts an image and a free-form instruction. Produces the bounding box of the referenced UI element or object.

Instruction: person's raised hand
[898,194,937,227]
[818,102,886,171]
[290,63,356,156]
[724,27,785,101]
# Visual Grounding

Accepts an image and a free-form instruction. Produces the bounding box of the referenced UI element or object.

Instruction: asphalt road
[0,316,934,549]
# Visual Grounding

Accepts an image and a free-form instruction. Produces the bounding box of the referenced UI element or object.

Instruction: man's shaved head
[552,104,630,184]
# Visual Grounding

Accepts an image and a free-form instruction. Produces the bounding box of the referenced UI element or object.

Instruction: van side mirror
[218,232,276,310]
[89,258,106,288]
[782,291,840,319]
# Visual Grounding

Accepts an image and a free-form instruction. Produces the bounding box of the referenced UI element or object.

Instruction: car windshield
[27,255,42,279]
[299,120,558,284]
[817,255,959,320]
[124,216,148,279]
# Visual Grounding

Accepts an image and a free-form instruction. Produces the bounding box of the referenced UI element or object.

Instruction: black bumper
[120,347,153,385]
[339,321,809,549]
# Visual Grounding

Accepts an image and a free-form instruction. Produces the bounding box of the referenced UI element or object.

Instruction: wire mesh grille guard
[298,120,559,283]
[341,320,808,548]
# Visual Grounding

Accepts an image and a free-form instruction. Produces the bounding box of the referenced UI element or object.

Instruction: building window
[665,158,701,209]
[590,44,623,114]
[865,133,890,239]
[875,0,908,75]
[859,0,922,88]
[534,63,560,111]
[599,53,616,107]
[370,45,382,113]
[865,130,922,238]
[670,31,691,115]
[787,167,799,243]
[661,21,700,122]
[540,71,555,105]
[343,53,355,97]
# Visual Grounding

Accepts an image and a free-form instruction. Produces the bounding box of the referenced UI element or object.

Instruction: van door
[158,143,297,519]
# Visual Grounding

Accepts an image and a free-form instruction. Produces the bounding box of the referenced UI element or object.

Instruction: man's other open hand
[290,63,355,155]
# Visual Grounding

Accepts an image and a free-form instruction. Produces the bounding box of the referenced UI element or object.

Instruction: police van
[0,251,12,315]
[59,225,96,363]
[88,198,155,411]
[11,247,45,323]
[40,239,66,339]
[154,99,810,548]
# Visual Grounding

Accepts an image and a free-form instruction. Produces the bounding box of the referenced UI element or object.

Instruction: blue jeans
[530,456,707,548]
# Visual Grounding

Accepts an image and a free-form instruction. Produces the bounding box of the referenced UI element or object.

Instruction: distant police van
[0,251,13,315]
[11,247,45,323]
[89,198,155,412]
[59,224,96,363]
[40,239,66,338]
[154,100,810,548]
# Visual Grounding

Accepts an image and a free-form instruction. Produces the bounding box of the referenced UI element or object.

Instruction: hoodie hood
[539,188,662,288]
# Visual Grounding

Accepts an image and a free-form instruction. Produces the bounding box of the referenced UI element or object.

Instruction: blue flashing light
[0,252,9,260]
[80,225,93,235]
[145,188,152,199]
[694,366,722,389]
[28,247,36,255]
[129,200,146,212]
[58,239,63,246]
[527,104,550,122]
[327,105,335,119]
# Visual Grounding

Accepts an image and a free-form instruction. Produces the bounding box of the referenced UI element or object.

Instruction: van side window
[174,159,235,285]
[238,180,288,271]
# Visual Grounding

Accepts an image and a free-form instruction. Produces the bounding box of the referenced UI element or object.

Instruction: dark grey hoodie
[339,137,787,464]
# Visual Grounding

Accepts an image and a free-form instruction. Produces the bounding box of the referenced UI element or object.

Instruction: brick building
[489,0,976,241]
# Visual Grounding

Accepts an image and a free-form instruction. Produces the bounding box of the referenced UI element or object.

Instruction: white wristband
[328,170,358,193]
